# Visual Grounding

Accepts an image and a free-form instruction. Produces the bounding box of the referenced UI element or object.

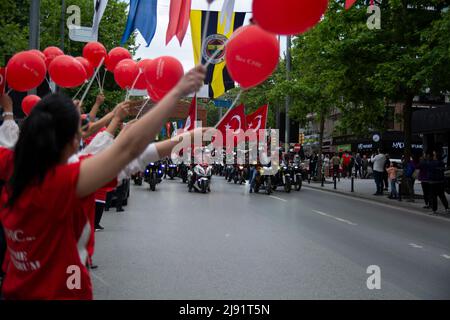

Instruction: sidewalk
[303,177,450,219]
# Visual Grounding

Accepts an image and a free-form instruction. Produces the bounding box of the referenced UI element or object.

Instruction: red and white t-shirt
[0,147,93,300]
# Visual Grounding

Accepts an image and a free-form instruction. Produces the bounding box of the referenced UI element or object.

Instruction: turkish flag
[182,96,197,132]
[214,103,247,148]
[246,104,268,141]
[0,67,6,95]
[345,0,357,9]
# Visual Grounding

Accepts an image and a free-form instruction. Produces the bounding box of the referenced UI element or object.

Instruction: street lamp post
[60,0,66,52]
[29,0,41,95]
[285,35,292,153]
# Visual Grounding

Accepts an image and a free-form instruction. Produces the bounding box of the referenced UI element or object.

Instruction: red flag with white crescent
[213,103,247,149]
[182,96,197,133]
[246,105,268,141]
[0,67,6,95]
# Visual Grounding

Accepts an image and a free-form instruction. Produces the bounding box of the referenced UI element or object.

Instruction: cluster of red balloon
[224,0,329,90]
[106,47,184,102]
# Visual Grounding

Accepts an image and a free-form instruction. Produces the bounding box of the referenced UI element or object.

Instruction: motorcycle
[272,165,292,193]
[254,166,273,195]
[188,164,212,193]
[131,172,143,186]
[178,163,188,183]
[233,165,246,184]
[144,162,162,191]
[167,163,177,180]
[224,165,233,181]
[290,164,303,191]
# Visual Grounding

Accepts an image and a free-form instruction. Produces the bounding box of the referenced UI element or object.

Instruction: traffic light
[299,133,305,145]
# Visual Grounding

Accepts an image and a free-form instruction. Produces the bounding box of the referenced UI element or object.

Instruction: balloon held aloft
[48,55,87,88]
[6,51,47,92]
[75,57,94,80]
[225,25,279,89]
[252,0,329,35]
[114,59,139,90]
[43,46,64,68]
[106,47,132,72]
[83,42,107,68]
[22,95,41,116]
[143,56,184,93]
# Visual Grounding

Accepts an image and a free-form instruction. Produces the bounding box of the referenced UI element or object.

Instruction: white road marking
[304,186,450,223]
[312,210,358,226]
[409,243,424,249]
[269,195,287,202]
[441,254,450,260]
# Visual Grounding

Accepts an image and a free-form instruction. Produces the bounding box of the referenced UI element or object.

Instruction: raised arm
[76,65,206,197]
[88,94,105,121]
[0,94,19,149]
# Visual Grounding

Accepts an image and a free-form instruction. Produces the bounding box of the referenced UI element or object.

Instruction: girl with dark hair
[0,65,206,300]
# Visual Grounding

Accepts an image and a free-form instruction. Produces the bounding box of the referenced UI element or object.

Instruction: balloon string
[214,89,242,129]
[46,78,55,93]
[95,72,103,94]
[135,98,150,120]
[101,69,107,91]
[80,57,105,106]
[5,88,12,95]
[72,81,87,100]
[125,69,143,101]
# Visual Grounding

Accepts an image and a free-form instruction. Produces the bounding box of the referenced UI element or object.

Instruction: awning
[412,106,450,134]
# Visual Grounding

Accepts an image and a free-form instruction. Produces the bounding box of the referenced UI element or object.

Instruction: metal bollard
[321,176,325,187]
[334,176,337,190]
[351,177,354,192]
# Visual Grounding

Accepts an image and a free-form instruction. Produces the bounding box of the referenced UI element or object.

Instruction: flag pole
[214,89,242,129]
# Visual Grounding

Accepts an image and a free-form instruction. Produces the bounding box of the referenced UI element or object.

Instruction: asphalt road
[91,176,450,300]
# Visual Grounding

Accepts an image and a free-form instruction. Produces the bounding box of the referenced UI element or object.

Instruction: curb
[303,184,450,220]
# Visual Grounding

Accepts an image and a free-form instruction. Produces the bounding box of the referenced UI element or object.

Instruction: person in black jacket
[428,151,450,215]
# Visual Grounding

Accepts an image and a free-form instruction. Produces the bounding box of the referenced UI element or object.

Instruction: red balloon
[106,47,132,72]
[253,0,329,35]
[147,85,168,102]
[43,46,64,68]
[75,57,94,80]
[143,56,184,93]
[22,95,41,116]
[83,42,107,68]
[48,55,87,88]
[6,51,47,92]
[225,25,280,89]
[28,50,46,64]
[135,59,153,90]
[114,59,139,90]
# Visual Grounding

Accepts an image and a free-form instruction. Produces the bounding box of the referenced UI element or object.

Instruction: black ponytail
[7,94,80,207]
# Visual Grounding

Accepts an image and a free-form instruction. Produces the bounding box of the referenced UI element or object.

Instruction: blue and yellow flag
[190,10,246,99]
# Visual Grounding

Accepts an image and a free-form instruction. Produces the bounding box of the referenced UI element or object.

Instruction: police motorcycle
[131,172,143,186]
[144,161,163,191]
[290,162,303,191]
[167,162,178,180]
[271,163,292,193]
[188,163,212,193]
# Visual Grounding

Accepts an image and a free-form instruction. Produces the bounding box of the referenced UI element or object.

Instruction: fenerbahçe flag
[190,10,246,99]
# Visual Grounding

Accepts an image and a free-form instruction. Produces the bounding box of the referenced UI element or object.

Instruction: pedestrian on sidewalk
[371,149,386,195]
[386,162,399,199]
[383,154,390,191]
[362,154,369,179]
[402,156,416,202]
[355,153,362,178]
[331,153,341,181]
[418,153,431,209]
[428,151,450,215]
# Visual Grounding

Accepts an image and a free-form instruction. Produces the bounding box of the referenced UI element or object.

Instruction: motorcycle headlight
[239,166,244,170]
[158,170,162,174]
[161,165,165,168]
[150,163,154,166]
[145,170,149,173]
[295,166,298,169]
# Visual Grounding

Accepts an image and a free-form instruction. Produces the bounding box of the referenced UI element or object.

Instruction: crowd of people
[0,65,207,299]
[304,149,449,215]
